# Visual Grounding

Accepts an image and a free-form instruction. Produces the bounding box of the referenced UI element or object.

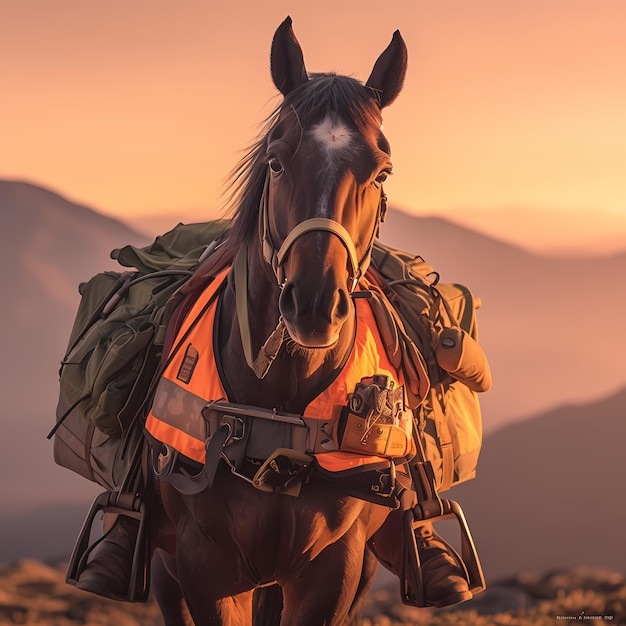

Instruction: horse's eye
[269,158,284,177]
[374,170,392,186]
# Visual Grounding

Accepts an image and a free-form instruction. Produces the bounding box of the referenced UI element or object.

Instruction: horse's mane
[201,73,382,277]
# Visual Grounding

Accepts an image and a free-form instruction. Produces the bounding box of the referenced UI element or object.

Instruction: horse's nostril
[334,288,350,322]
[279,282,297,319]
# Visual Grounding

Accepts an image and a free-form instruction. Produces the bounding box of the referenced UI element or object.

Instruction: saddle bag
[368,241,492,492]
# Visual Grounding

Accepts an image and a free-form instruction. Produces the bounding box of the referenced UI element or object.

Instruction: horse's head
[261,17,407,349]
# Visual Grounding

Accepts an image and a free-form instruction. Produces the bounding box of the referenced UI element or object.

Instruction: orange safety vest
[145,267,414,473]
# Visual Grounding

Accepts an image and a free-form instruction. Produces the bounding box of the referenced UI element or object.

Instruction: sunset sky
[2,1,625,252]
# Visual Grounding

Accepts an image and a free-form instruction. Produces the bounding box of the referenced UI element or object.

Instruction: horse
[150,17,409,625]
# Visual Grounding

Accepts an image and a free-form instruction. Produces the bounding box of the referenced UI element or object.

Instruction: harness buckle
[221,415,246,441]
[252,448,313,496]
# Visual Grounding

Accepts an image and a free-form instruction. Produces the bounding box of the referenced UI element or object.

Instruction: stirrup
[66,490,151,602]
[401,498,486,608]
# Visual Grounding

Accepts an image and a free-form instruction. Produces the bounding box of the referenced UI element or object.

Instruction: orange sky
[2,1,626,251]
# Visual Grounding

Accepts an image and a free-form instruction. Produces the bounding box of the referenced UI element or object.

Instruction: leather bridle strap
[274,218,361,291]
[237,167,384,378]
[259,169,381,293]
[234,243,286,379]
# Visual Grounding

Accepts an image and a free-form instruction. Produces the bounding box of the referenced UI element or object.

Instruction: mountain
[0,503,87,563]
[124,206,626,257]
[0,180,147,512]
[416,206,626,256]
[447,386,626,581]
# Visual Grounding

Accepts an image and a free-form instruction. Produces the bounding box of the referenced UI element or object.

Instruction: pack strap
[360,275,430,408]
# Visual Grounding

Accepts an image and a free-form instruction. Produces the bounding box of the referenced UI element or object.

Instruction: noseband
[259,169,387,293]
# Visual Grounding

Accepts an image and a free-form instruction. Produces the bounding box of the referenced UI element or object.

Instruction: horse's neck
[216,242,355,413]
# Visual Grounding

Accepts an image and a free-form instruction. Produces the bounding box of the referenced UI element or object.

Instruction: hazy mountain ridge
[449,385,626,581]
[409,205,626,257]
[0,181,147,512]
[125,206,626,259]
[382,207,626,430]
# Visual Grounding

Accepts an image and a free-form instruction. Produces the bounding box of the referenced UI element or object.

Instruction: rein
[234,243,287,379]
[235,166,387,379]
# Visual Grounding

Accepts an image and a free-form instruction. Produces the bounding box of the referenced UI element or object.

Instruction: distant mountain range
[1,178,625,547]
[380,209,626,430]
[0,181,146,512]
[449,385,626,581]
[124,206,626,257]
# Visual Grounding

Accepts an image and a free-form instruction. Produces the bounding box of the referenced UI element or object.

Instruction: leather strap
[234,244,285,379]
[274,217,361,289]
[258,167,384,292]
[203,424,231,489]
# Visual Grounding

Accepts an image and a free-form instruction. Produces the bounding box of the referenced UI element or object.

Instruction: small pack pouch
[335,375,413,458]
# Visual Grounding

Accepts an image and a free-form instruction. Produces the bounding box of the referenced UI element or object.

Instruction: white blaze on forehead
[311,118,353,151]
[309,116,358,216]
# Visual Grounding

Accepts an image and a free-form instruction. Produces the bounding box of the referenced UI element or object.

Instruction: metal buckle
[221,415,245,441]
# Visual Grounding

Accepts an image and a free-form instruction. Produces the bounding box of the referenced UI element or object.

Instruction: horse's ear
[270,16,309,96]
[365,30,408,108]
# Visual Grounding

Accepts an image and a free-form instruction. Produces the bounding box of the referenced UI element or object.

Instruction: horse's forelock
[286,73,382,133]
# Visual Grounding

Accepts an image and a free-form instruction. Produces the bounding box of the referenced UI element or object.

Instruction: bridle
[259,169,387,293]
[234,166,388,379]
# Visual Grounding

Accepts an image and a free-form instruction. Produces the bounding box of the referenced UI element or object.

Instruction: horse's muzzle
[279,279,352,348]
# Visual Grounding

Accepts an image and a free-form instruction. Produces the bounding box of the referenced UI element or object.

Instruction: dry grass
[0,561,624,626]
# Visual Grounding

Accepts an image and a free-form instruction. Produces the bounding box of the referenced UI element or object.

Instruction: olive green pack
[368,242,491,492]
[50,220,230,489]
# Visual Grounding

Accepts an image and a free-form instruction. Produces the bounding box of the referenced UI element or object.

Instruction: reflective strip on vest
[145,268,229,463]
[145,267,413,468]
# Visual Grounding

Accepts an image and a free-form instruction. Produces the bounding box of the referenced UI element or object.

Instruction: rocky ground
[0,560,624,625]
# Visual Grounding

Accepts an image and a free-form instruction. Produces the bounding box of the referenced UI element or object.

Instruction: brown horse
[151,17,408,625]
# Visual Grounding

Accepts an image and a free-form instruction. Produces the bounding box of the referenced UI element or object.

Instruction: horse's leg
[171,519,253,625]
[151,549,193,626]
[179,582,254,626]
[279,531,366,626]
[345,546,379,625]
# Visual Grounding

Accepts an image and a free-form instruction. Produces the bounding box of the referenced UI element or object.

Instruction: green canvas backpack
[368,241,491,491]
[50,220,230,489]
